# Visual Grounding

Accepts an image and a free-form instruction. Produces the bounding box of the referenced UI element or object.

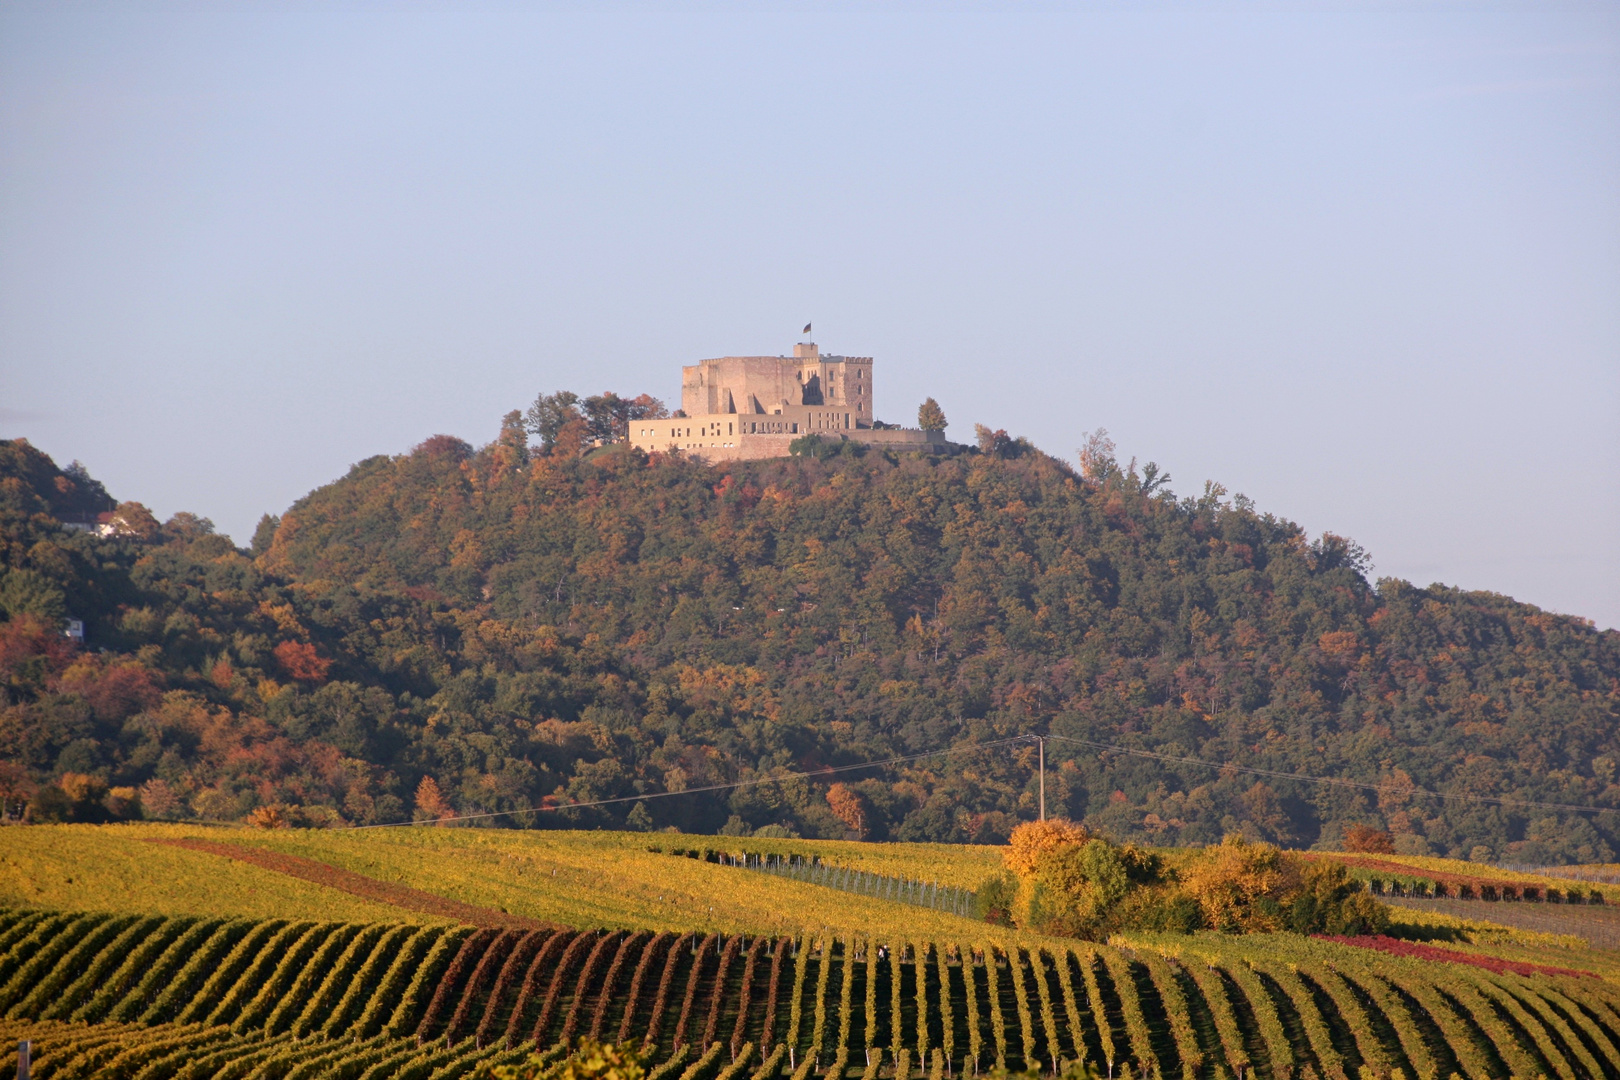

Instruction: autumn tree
[917,397,947,432]
[826,783,870,839]
[526,391,582,452]
[413,776,456,825]
[1343,823,1395,854]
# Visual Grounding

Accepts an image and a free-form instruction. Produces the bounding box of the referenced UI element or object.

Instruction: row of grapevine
[739,855,974,918]
[652,847,976,918]
[7,908,1620,1078]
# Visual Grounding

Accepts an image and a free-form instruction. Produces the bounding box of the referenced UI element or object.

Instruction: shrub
[972,873,1017,927]
[998,828,1388,940]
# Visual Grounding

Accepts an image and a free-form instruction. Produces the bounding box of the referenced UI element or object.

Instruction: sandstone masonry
[628,342,943,462]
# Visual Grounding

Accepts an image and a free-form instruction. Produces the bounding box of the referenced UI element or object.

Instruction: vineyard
[655,847,977,918]
[7,905,1620,1079]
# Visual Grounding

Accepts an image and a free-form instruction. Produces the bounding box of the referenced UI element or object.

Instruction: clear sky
[2,3,1617,628]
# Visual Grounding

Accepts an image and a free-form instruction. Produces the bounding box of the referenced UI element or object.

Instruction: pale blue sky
[2,3,1617,628]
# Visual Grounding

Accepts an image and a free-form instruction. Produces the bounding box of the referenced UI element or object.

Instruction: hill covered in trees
[2,419,1617,864]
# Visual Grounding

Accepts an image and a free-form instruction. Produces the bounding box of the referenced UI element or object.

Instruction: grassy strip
[144,837,549,929]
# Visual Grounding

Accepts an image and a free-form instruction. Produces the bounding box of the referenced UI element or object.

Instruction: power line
[351,728,1617,832]
[346,735,1032,830]
[1044,734,1620,817]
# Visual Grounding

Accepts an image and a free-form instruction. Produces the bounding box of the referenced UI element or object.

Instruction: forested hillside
[3,422,1617,863]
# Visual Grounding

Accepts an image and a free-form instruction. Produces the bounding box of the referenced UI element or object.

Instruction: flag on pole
[802,323,812,336]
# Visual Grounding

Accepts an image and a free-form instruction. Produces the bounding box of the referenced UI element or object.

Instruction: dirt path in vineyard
[147,837,557,928]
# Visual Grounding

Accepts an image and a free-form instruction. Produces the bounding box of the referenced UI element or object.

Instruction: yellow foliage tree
[1003,818,1092,877]
[1179,834,1298,933]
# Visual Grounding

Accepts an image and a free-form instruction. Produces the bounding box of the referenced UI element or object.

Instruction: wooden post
[1038,737,1045,821]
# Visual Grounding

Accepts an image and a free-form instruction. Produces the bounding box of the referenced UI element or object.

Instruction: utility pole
[1038,736,1046,821]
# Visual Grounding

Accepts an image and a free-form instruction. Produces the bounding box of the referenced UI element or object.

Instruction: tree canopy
[2,422,1617,865]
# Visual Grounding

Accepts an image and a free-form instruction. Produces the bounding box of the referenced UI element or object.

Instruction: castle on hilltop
[627,341,943,462]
